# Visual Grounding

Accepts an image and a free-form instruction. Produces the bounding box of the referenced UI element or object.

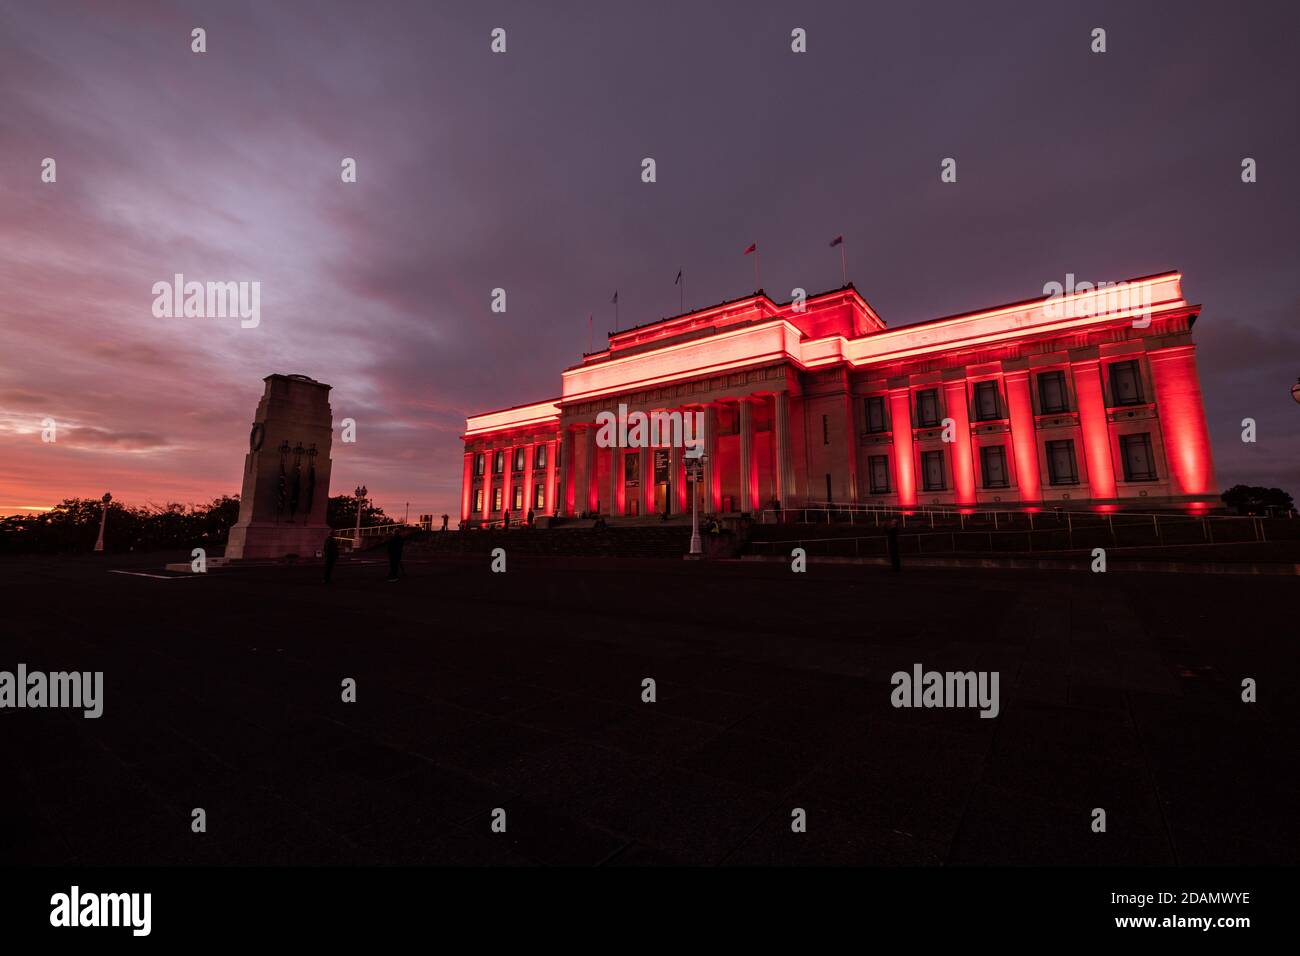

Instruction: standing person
[440,513,449,531]
[886,520,902,573]
[323,534,339,587]
[526,508,535,528]
[386,532,404,582]
[502,509,510,531]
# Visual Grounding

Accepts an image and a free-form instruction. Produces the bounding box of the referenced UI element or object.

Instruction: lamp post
[353,484,367,551]
[1291,377,1300,404]
[94,492,111,552]
[687,454,705,556]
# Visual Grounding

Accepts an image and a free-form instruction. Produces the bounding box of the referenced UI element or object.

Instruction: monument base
[224,522,332,560]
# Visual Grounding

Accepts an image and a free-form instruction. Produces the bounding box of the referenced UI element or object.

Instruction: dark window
[1037,371,1068,413]
[535,444,547,469]
[513,447,526,472]
[822,414,830,445]
[492,487,503,510]
[980,445,1009,488]
[1046,440,1079,485]
[1109,360,1144,406]
[824,473,833,502]
[916,389,940,427]
[864,396,889,433]
[921,450,946,491]
[1119,433,1157,481]
[868,455,891,494]
[973,381,1001,421]
[493,450,504,475]
[473,489,483,512]
[474,453,485,476]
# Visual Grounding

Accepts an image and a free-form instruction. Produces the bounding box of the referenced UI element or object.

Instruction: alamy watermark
[50,886,150,936]
[0,664,103,718]
[594,403,704,458]
[891,663,999,718]
[151,273,260,328]
[1042,274,1152,327]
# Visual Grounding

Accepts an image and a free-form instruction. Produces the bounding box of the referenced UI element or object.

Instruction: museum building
[459,271,1217,523]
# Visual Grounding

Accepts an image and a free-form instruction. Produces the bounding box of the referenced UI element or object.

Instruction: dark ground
[1,550,1296,866]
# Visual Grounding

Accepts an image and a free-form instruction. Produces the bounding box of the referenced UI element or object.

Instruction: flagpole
[588,314,592,353]
[840,243,846,285]
[754,250,760,291]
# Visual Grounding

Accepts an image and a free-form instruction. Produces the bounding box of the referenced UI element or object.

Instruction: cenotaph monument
[224,374,334,560]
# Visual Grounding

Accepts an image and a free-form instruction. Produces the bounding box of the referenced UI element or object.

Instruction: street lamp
[687,454,705,556]
[94,492,111,553]
[1291,377,1300,404]
[353,484,367,551]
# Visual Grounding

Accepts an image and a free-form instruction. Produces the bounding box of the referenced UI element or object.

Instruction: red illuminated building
[460,271,1217,523]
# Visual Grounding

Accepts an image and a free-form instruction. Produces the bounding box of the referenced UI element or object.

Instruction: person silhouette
[386,532,404,582]
[886,521,901,573]
[440,513,449,531]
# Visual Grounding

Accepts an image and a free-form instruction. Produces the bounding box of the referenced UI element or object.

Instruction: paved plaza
[2,551,1295,866]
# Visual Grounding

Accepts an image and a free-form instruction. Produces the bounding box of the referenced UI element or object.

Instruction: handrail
[750,511,1272,554]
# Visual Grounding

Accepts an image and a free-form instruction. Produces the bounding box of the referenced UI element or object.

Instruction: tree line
[0,495,391,554]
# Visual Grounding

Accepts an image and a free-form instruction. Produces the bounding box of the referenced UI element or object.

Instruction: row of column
[885,347,1213,506]
[462,436,560,522]
[463,347,1214,521]
[554,393,795,517]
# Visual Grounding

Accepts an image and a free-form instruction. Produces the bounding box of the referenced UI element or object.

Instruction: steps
[409,525,694,559]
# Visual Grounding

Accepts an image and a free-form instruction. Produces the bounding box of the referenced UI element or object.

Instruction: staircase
[410,525,694,559]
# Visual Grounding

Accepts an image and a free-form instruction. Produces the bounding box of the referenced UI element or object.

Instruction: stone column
[559,427,574,515]
[1070,358,1116,500]
[843,391,860,504]
[942,379,977,506]
[738,398,754,512]
[461,452,473,523]
[584,426,597,513]
[1003,371,1041,504]
[670,442,684,515]
[1148,345,1216,498]
[640,446,651,517]
[523,442,536,516]
[608,446,620,516]
[773,392,796,508]
[545,437,559,515]
[481,448,493,520]
[501,444,516,518]
[888,388,916,506]
[701,403,719,513]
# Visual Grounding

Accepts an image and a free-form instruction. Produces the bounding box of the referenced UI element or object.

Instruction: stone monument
[224,374,334,560]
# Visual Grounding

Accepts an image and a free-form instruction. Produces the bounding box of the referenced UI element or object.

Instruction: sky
[1,0,1297,519]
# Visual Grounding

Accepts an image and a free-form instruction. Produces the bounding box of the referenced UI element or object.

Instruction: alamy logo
[50,886,151,936]
[595,403,704,458]
[891,663,999,718]
[151,273,260,328]
[1042,273,1152,326]
[0,664,103,718]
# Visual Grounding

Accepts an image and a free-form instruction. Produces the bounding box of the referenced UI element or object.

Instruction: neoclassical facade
[460,271,1217,523]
